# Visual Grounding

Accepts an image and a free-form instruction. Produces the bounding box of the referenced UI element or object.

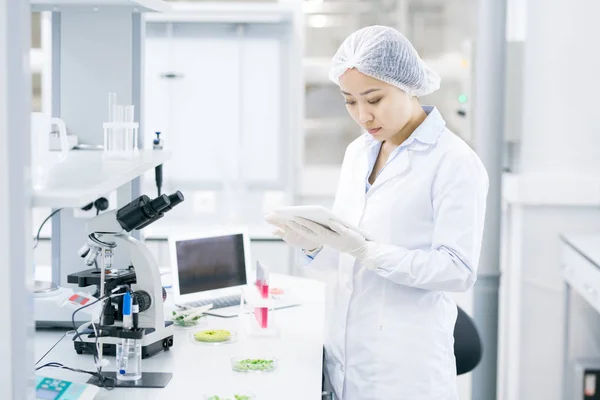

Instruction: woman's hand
[287,217,368,259]
[265,213,322,252]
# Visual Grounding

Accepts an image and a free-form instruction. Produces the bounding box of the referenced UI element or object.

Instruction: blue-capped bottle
[116,292,142,381]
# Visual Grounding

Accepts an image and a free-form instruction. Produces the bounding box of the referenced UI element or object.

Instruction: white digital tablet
[274,205,374,241]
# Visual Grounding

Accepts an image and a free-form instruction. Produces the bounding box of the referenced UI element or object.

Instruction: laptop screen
[174,233,247,295]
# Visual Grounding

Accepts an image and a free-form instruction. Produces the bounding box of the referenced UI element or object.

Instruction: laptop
[169,228,252,317]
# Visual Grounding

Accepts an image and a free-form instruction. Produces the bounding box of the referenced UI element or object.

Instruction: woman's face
[339,68,416,142]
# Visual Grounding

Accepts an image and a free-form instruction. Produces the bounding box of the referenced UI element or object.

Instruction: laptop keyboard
[182,295,242,310]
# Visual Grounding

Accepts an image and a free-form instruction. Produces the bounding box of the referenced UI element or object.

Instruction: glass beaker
[116,338,142,381]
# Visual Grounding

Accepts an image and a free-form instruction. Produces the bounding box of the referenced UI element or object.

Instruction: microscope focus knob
[133,291,152,313]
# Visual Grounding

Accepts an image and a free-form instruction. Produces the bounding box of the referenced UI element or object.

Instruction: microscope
[69,191,184,359]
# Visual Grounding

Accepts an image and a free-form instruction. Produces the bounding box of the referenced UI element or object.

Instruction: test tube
[125,105,135,155]
[108,93,116,123]
[107,93,117,155]
[125,105,134,123]
[104,126,108,154]
[116,106,124,153]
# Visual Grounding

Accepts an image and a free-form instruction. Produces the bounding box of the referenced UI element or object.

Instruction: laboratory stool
[454,306,483,375]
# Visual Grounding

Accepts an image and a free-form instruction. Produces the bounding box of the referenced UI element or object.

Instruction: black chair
[454,306,483,375]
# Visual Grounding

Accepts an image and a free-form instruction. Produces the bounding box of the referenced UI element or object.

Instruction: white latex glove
[287,217,369,259]
[265,213,322,252]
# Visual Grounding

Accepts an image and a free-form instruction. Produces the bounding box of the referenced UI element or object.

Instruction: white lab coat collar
[362,105,446,149]
[360,106,446,196]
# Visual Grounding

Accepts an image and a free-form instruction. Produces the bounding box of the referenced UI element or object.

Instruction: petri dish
[171,314,206,328]
[190,329,238,345]
[171,315,207,329]
[230,357,278,373]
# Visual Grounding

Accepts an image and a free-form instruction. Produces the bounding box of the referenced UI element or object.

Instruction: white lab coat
[309,107,488,400]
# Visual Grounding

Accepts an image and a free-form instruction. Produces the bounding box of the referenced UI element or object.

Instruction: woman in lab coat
[267,26,488,400]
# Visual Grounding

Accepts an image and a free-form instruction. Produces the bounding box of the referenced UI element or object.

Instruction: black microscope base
[74,335,173,359]
[88,372,172,388]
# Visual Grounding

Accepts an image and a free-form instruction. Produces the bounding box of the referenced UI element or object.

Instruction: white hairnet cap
[329,25,441,97]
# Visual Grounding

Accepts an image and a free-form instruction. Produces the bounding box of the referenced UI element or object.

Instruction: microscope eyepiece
[116,191,185,232]
[165,191,184,211]
[150,194,171,214]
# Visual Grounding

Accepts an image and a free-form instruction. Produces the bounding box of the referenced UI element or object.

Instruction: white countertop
[561,234,600,268]
[34,274,326,400]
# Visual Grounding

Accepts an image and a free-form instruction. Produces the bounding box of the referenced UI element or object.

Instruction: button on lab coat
[309,107,488,400]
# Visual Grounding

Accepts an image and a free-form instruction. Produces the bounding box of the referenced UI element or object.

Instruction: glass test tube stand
[103,121,139,160]
[103,93,139,160]
[239,284,280,338]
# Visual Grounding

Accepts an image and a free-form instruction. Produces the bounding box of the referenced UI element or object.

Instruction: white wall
[498,0,600,398]
[519,1,600,176]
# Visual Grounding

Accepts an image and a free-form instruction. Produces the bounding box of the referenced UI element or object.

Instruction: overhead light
[308,14,332,28]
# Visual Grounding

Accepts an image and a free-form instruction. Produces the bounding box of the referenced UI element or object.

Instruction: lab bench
[561,234,600,399]
[34,274,326,400]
